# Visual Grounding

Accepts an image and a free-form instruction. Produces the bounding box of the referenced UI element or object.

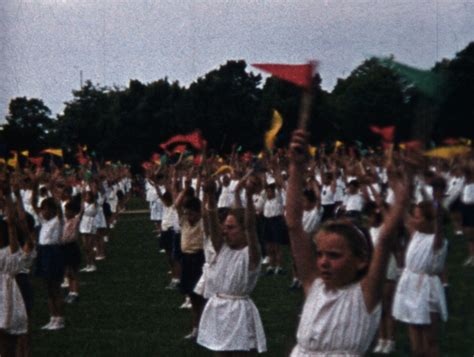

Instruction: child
[31,178,66,330]
[392,200,448,356]
[0,186,35,357]
[285,129,409,356]
[365,202,400,354]
[197,176,267,355]
[79,191,98,272]
[262,182,288,275]
[61,201,82,303]
[174,183,205,339]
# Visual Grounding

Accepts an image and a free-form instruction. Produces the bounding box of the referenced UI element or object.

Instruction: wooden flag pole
[297,61,316,130]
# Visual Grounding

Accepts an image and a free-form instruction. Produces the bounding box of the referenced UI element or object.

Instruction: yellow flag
[21,150,29,157]
[335,140,344,149]
[424,146,471,159]
[308,146,317,157]
[264,110,283,150]
[42,148,63,157]
[7,152,18,168]
[212,165,234,177]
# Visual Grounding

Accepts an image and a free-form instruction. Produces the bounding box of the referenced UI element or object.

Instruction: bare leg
[408,324,424,357]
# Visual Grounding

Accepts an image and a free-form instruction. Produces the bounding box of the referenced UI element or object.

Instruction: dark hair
[40,197,59,215]
[0,220,9,248]
[227,208,245,228]
[217,207,230,224]
[65,201,81,215]
[431,176,447,192]
[183,197,201,213]
[416,201,435,222]
[318,219,373,279]
[161,191,172,205]
[363,201,384,226]
[303,189,317,204]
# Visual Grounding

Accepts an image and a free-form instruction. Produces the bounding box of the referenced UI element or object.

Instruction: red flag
[142,162,153,170]
[252,62,316,90]
[28,157,44,167]
[400,140,423,150]
[151,153,161,164]
[442,138,459,145]
[193,155,203,166]
[76,146,89,166]
[172,145,187,154]
[160,131,204,151]
[370,126,395,142]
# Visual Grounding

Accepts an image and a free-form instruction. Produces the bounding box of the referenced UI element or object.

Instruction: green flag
[377,57,445,100]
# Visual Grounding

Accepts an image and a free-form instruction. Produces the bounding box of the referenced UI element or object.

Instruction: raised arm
[285,129,317,296]
[361,169,411,312]
[202,179,223,253]
[244,176,261,271]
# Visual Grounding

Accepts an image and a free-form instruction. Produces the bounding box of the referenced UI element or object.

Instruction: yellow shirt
[179,217,204,254]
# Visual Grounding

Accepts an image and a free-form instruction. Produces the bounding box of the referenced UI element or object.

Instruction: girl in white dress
[0,189,35,356]
[79,191,98,272]
[197,175,267,355]
[392,200,448,356]
[286,129,409,356]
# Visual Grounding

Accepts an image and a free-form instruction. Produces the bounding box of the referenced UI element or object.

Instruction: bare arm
[245,177,261,271]
[202,179,223,253]
[361,171,410,312]
[285,130,317,296]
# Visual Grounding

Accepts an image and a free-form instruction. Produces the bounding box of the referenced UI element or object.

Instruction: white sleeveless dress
[392,231,448,324]
[291,279,381,356]
[197,244,267,353]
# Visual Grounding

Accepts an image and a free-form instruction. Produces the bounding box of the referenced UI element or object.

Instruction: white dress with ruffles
[197,244,267,353]
[291,279,381,356]
[0,248,35,334]
[392,231,448,324]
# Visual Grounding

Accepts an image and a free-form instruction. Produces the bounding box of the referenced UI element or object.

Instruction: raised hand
[288,129,309,166]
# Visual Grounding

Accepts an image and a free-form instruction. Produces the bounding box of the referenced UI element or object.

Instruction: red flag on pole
[369,126,395,142]
[252,62,317,90]
[28,157,44,167]
[160,130,204,151]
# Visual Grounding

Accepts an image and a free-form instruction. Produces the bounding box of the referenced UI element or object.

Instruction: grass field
[30,198,474,356]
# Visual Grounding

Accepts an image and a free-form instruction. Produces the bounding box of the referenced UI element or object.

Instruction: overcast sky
[1,0,474,122]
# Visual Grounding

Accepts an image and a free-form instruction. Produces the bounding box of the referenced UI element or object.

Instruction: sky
[1,0,474,122]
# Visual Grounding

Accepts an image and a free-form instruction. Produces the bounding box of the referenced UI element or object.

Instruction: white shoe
[95,256,106,261]
[48,317,65,330]
[80,265,91,272]
[373,339,385,353]
[262,256,270,265]
[61,279,69,288]
[381,340,395,354]
[463,256,474,266]
[179,297,192,309]
[87,265,97,272]
[183,328,198,340]
[41,318,55,330]
[159,249,166,254]
[104,236,109,243]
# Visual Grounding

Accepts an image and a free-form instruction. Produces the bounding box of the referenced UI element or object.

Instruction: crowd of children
[0,164,131,356]
[143,130,473,356]
[1,129,473,356]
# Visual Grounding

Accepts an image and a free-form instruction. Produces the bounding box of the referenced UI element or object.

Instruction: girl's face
[411,207,431,232]
[223,215,246,249]
[265,187,275,199]
[85,192,94,203]
[315,231,367,290]
[184,209,201,226]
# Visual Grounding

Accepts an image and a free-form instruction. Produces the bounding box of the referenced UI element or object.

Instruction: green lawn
[30,199,474,356]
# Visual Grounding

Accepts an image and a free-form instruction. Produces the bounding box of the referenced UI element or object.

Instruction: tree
[1,97,55,152]
[188,60,263,152]
[329,58,408,144]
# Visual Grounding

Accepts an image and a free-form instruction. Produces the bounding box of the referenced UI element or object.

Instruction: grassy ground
[30,198,473,356]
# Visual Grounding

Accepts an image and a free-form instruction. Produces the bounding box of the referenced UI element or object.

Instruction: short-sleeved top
[292,279,381,356]
[344,194,364,212]
[321,185,335,205]
[179,217,204,254]
[303,207,324,234]
[263,196,284,218]
[162,205,180,232]
[462,183,474,204]
[38,216,63,245]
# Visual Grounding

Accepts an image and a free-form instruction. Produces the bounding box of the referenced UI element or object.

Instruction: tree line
[1,42,473,166]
